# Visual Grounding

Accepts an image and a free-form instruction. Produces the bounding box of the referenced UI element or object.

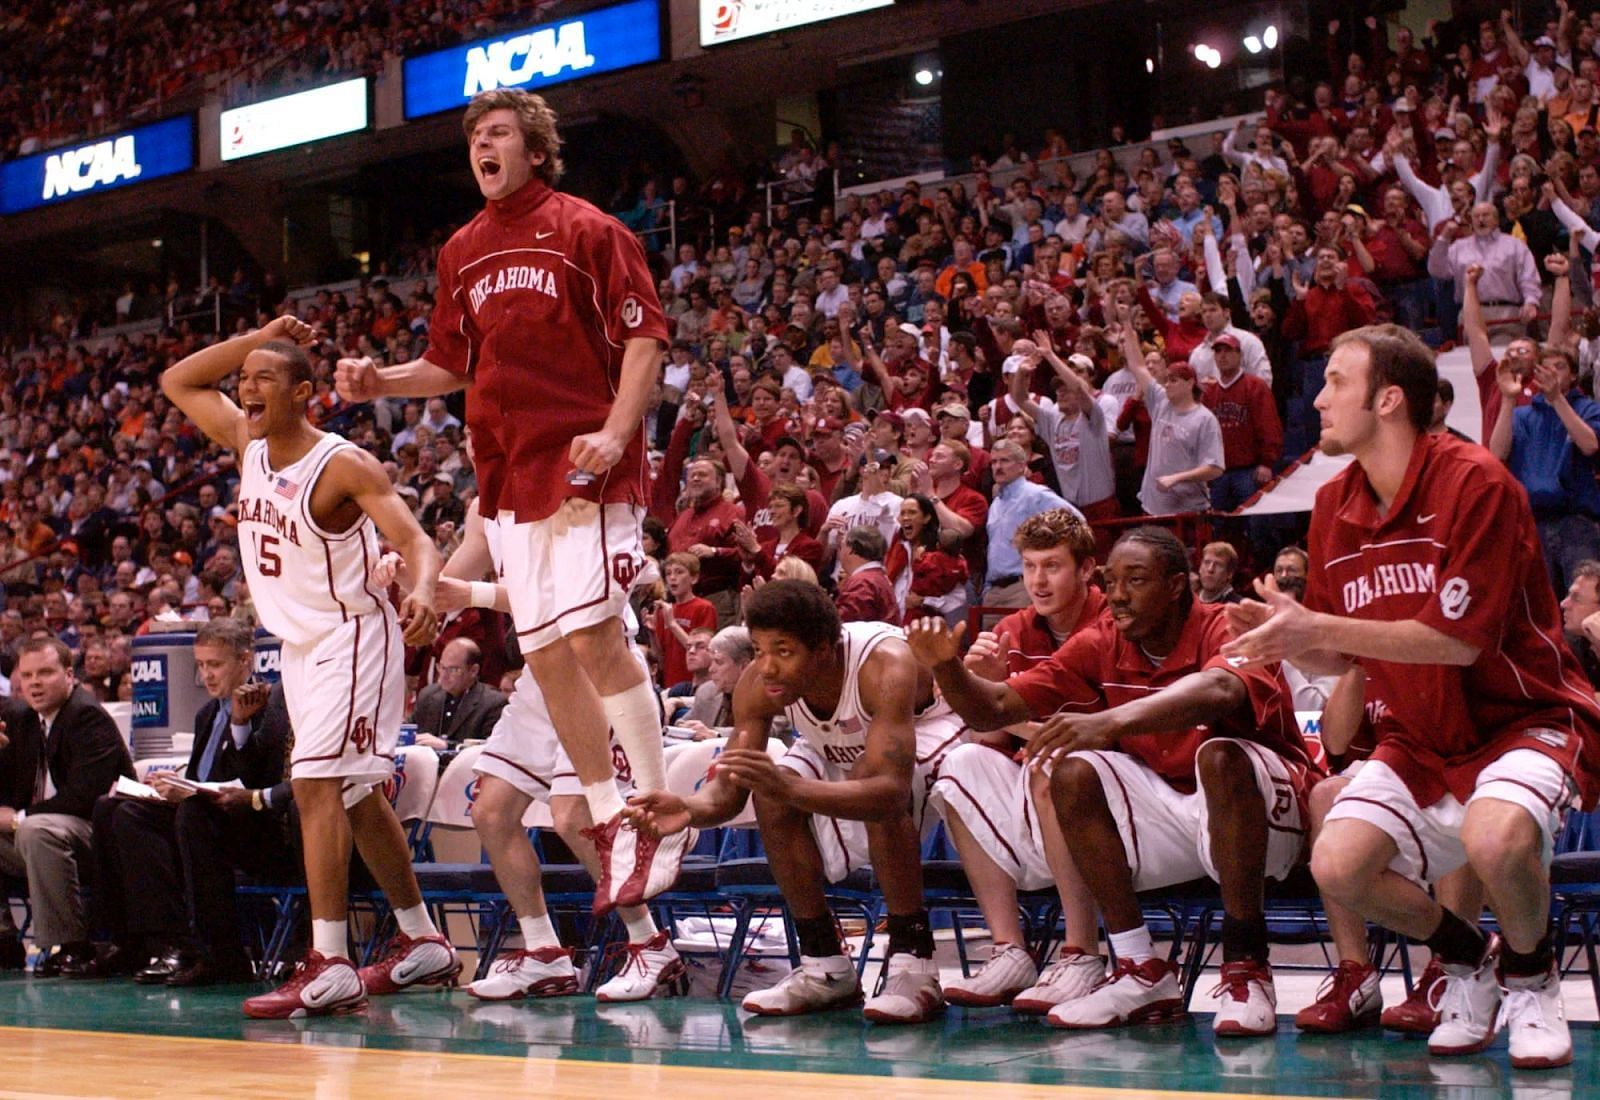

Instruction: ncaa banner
[402,0,663,120]
[0,116,193,215]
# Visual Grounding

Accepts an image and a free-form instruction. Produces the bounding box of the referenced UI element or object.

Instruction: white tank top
[238,434,384,646]
[785,620,953,770]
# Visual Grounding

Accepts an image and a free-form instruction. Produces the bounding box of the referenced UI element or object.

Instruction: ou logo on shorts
[351,717,375,753]
[1438,577,1472,621]
[611,552,641,589]
[620,296,643,329]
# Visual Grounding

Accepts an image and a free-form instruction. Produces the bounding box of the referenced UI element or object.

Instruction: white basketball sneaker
[943,943,1039,1008]
[1012,948,1106,1015]
[1046,956,1185,1030]
[595,931,687,1003]
[1498,966,1572,1070]
[863,954,944,1024]
[741,954,863,1016]
[467,946,580,1001]
[1428,939,1503,1057]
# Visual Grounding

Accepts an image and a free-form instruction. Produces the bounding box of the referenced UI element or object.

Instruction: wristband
[13,810,24,833]
[469,582,497,609]
[251,789,264,812]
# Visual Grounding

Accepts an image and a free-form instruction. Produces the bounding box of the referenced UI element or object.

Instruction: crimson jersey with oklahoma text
[424,179,669,523]
[1008,601,1319,794]
[1304,431,1600,808]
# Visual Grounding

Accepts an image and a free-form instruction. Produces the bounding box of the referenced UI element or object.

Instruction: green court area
[0,975,1591,1098]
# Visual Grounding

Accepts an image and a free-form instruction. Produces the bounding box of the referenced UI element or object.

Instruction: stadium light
[914,67,935,86]
[1243,35,1262,54]
[1145,57,1154,73]
[1263,24,1278,49]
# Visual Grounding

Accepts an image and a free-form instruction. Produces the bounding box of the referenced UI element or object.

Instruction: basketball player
[1225,324,1600,1070]
[626,581,964,1024]
[923,508,1108,1012]
[908,527,1319,1037]
[161,316,459,1019]
[335,88,690,913]
[371,489,685,1002]
[1292,668,1488,1035]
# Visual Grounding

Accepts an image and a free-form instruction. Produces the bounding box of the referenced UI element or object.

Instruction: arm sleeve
[1516,242,1543,306]
[1552,194,1600,248]
[1007,628,1106,717]
[1413,474,1527,649]
[1197,409,1226,470]
[422,242,472,377]
[590,218,670,347]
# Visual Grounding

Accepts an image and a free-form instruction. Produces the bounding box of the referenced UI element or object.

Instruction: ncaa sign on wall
[0,116,194,216]
[402,0,663,120]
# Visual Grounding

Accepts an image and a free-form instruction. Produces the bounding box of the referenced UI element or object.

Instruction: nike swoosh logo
[535,230,555,240]
[1417,513,1437,523]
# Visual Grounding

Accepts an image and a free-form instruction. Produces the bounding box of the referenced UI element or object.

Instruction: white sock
[519,913,560,950]
[585,780,627,823]
[1109,925,1155,964]
[622,910,658,944]
[601,681,667,792]
[312,919,349,960]
[395,903,438,939]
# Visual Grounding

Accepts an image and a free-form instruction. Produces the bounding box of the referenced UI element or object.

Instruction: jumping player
[1225,324,1600,1070]
[161,316,459,1018]
[373,493,685,1003]
[335,88,691,912]
[626,580,964,1024]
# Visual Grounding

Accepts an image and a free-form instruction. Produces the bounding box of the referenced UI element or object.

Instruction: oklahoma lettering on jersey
[1305,432,1600,808]
[467,264,560,311]
[424,178,669,524]
[238,435,384,646]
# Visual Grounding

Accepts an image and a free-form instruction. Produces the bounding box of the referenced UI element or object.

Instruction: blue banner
[0,116,193,216]
[130,653,169,730]
[403,0,662,120]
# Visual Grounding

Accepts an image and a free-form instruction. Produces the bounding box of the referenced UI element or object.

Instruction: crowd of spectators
[0,0,567,162]
[11,4,1600,722]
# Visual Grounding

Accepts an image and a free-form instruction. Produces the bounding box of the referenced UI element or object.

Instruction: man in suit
[0,637,133,976]
[834,526,900,625]
[410,639,507,749]
[82,618,296,984]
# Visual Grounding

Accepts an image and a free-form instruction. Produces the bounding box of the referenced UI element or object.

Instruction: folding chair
[1552,808,1600,1007]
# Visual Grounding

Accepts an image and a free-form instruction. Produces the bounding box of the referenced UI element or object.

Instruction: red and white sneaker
[467,946,579,1001]
[1011,948,1106,1016]
[584,813,699,916]
[1046,957,1185,1030]
[1294,960,1382,1033]
[357,932,461,995]
[1382,957,1446,1034]
[1211,960,1278,1037]
[595,931,687,1003]
[243,951,367,1019]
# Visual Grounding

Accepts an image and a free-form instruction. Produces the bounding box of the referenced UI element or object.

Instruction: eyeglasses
[437,663,474,673]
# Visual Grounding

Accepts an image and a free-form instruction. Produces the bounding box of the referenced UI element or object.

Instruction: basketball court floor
[0,970,1592,1098]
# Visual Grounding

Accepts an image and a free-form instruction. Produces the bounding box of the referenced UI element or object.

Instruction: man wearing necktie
[0,637,133,976]
[79,619,294,984]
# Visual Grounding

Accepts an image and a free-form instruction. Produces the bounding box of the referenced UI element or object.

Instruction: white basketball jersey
[238,434,384,646]
[785,621,956,771]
